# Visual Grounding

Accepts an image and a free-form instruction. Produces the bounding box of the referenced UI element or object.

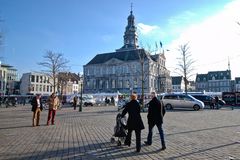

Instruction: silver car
[161,93,205,111]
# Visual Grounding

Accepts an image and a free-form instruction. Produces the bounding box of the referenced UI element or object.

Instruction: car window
[180,95,192,101]
[164,95,177,99]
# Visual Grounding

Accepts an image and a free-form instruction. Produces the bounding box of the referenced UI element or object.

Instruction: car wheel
[193,105,200,111]
[165,104,172,110]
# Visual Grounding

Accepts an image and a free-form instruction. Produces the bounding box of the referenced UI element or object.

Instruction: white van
[161,93,205,111]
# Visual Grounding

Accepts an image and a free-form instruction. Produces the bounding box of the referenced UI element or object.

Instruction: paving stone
[0,105,239,159]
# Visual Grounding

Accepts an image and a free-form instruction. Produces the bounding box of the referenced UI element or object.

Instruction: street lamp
[79,82,83,112]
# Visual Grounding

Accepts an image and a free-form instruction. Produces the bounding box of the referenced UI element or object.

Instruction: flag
[160,41,163,48]
[155,42,158,50]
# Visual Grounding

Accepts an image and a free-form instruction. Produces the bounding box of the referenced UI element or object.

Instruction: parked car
[161,93,205,111]
[82,97,95,106]
[190,94,215,108]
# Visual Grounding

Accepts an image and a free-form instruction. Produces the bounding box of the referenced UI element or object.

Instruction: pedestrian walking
[121,93,145,153]
[73,96,78,110]
[47,93,60,125]
[31,94,43,127]
[215,96,219,109]
[144,91,166,151]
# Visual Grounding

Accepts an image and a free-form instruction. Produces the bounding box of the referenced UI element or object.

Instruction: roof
[0,64,13,68]
[172,76,183,85]
[235,77,240,84]
[86,49,147,65]
[196,70,231,82]
[196,74,208,82]
[58,72,81,82]
[207,70,231,80]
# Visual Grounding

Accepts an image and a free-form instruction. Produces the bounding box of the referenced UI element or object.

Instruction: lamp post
[79,82,83,112]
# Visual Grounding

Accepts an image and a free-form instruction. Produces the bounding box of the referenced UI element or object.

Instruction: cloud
[137,23,160,35]
[137,23,166,47]
[165,1,240,79]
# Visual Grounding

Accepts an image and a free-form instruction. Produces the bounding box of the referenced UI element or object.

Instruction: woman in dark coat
[121,93,144,152]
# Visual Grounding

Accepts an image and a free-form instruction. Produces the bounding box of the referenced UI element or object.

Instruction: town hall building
[83,9,171,94]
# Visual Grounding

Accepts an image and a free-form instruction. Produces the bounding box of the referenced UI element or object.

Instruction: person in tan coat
[47,93,60,125]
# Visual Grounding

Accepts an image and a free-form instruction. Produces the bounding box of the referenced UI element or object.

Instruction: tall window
[39,85,42,92]
[31,84,35,91]
[31,75,35,82]
[43,85,45,92]
[36,84,39,92]
[112,80,115,88]
[36,76,39,83]
[99,80,103,89]
[40,76,43,83]
[119,80,123,88]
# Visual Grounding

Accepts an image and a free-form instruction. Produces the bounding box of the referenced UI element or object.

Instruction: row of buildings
[1,62,239,96]
[1,9,239,96]
[0,64,83,96]
[172,70,240,92]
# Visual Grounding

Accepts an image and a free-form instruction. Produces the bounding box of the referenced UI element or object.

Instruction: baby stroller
[110,113,127,146]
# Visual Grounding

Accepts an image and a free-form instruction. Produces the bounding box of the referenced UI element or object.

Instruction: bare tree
[175,43,195,93]
[38,51,69,93]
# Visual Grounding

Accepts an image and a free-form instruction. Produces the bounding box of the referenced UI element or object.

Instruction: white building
[84,9,171,94]
[20,72,53,95]
[171,76,185,92]
[0,64,18,95]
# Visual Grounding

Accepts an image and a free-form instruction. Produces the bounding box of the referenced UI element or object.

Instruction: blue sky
[0,0,239,79]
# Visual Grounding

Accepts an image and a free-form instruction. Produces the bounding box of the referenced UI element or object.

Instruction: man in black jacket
[144,92,166,150]
[31,94,43,127]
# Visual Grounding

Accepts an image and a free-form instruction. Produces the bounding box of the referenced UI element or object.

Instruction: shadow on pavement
[10,141,162,160]
[165,124,240,137]
[0,125,33,130]
[168,142,239,159]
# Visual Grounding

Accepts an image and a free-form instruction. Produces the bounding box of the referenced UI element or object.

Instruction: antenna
[228,56,231,70]
[130,3,133,13]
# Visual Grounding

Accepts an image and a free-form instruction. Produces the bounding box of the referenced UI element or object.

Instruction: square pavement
[0,105,239,160]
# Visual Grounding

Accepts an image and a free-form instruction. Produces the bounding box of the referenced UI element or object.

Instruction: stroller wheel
[117,140,122,146]
[110,137,115,143]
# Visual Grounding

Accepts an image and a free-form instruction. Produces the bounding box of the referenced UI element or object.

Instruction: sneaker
[144,141,151,145]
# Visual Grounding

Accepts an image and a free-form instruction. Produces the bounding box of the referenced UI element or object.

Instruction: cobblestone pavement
[0,105,239,160]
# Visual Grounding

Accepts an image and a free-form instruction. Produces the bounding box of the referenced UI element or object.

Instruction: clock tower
[116,7,139,51]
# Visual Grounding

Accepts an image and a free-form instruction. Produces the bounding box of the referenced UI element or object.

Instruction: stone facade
[0,64,18,95]
[195,70,233,92]
[58,72,82,95]
[20,72,53,95]
[84,10,171,94]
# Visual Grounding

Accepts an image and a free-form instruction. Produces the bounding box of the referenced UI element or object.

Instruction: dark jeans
[147,123,165,147]
[124,129,141,152]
